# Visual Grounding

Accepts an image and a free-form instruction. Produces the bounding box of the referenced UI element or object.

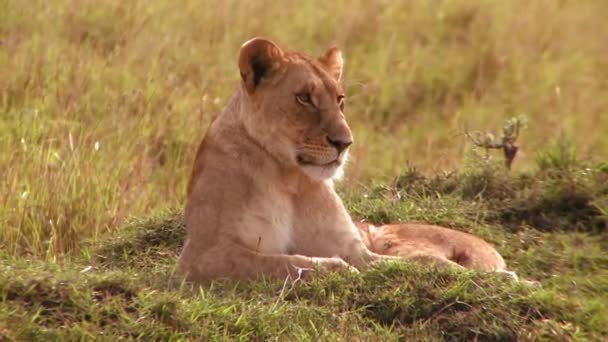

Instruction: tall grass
[1,0,607,257]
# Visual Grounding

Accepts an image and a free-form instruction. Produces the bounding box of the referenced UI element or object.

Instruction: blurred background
[1,0,607,257]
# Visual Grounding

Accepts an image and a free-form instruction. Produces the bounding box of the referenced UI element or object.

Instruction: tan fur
[176,38,512,283]
[177,38,391,282]
[355,222,507,272]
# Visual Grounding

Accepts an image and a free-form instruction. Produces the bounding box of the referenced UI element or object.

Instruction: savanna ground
[1,0,607,340]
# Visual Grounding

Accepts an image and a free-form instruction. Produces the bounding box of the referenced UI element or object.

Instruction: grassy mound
[351,161,607,233]
[0,258,596,341]
[2,165,605,340]
[93,209,185,270]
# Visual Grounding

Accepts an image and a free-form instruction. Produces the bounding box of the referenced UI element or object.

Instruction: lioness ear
[318,47,343,82]
[238,37,284,94]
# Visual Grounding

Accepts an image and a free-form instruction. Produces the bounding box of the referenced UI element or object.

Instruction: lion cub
[176,38,510,282]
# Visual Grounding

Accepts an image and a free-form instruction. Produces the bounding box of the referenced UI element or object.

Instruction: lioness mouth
[297,155,340,167]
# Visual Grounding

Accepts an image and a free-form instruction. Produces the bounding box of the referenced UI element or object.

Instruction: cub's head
[238,37,352,181]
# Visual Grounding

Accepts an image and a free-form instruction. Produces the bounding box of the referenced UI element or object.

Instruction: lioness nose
[326,136,353,153]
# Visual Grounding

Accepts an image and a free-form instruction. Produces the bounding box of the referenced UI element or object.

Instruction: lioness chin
[176,38,513,283]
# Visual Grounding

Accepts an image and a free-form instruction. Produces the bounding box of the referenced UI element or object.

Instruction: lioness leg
[407,253,465,269]
[357,222,508,271]
[176,240,352,282]
[334,241,400,269]
[292,224,398,270]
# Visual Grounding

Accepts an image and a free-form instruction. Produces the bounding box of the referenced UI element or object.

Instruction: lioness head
[238,37,352,181]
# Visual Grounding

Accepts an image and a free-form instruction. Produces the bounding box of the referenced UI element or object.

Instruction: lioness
[176,38,510,282]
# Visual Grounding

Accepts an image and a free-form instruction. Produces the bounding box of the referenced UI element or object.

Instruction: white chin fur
[301,164,343,181]
[300,152,348,182]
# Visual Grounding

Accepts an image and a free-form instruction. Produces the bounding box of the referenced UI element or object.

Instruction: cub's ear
[318,47,343,82]
[238,37,284,94]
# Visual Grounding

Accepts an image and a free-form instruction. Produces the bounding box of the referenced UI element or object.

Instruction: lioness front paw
[312,257,359,273]
[370,254,400,264]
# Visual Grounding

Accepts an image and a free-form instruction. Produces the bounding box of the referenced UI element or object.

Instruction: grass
[1,0,607,340]
[2,0,608,257]
[1,162,607,340]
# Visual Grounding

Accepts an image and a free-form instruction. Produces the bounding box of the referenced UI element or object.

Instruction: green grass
[1,0,608,340]
[1,163,607,340]
[0,260,589,341]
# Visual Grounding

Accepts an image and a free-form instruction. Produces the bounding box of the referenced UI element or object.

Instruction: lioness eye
[337,94,345,111]
[296,93,313,106]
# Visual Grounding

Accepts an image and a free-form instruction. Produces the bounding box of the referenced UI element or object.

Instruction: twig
[421,299,472,327]
[272,266,310,311]
[464,116,526,170]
